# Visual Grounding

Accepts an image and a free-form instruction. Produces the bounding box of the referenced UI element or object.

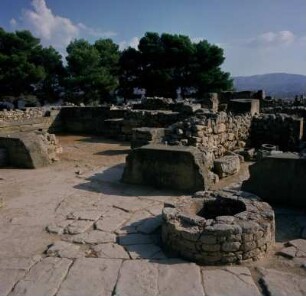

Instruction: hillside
[233,73,306,98]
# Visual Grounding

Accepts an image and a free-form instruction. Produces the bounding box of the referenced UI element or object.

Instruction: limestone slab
[158,259,205,296]
[125,244,161,259]
[92,243,129,259]
[95,208,130,232]
[0,259,37,296]
[68,230,116,244]
[288,239,306,253]
[0,269,26,296]
[260,268,306,296]
[46,241,84,259]
[114,260,158,296]
[57,258,121,296]
[0,257,38,270]
[203,267,261,296]
[8,257,72,296]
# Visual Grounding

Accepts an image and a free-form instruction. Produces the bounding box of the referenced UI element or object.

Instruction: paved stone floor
[0,135,306,296]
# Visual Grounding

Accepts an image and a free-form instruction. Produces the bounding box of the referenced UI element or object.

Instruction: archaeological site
[1,92,306,296]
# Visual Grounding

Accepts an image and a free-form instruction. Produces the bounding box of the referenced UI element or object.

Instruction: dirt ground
[0,134,305,296]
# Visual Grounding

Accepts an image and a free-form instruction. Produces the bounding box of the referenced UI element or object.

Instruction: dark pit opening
[197,198,246,219]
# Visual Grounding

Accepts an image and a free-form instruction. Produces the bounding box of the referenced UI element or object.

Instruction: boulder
[213,155,240,178]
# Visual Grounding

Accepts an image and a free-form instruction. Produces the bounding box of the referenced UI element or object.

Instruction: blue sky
[1,0,305,76]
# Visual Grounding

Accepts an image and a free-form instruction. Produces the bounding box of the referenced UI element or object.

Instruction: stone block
[213,155,240,178]
[122,144,213,192]
[242,153,306,207]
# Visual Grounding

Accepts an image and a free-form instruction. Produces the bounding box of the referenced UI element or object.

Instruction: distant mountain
[233,73,306,99]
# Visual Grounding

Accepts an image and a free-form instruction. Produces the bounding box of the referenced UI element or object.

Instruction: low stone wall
[0,108,62,135]
[250,114,303,151]
[104,110,182,141]
[59,106,127,134]
[165,112,252,158]
[162,190,275,265]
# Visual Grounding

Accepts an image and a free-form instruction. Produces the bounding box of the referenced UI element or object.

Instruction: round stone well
[161,190,275,265]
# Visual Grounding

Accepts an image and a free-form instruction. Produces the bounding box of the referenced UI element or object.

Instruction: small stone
[278,246,297,258]
[46,220,71,235]
[64,220,93,234]
[46,241,83,259]
[222,242,241,252]
[199,234,217,244]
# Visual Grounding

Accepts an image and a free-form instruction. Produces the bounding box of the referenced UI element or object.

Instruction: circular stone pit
[161,190,275,265]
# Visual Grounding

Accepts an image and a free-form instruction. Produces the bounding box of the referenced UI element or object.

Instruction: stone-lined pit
[161,190,275,265]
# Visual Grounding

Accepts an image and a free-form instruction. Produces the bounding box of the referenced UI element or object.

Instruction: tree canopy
[0,28,64,101]
[119,32,232,98]
[65,38,120,103]
[0,28,232,104]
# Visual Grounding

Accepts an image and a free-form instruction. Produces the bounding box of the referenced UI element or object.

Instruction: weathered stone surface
[64,220,93,234]
[278,246,297,258]
[260,268,306,296]
[242,153,306,207]
[92,243,129,259]
[0,258,38,296]
[68,230,116,244]
[158,259,205,296]
[203,267,261,296]
[95,208,130,232]
[46,220,71,235]
[114,260,158,296]
[288,239,306,253]
[137,215,163,234]
[125,244,161,259]
[66,210,102,221]
[122,144,213,192]
[8,258,72,296]
[57,258,121,296]
[0,269,26,296]
[118,233,153,245]
[214,155,240,178]
[46,241,83,259]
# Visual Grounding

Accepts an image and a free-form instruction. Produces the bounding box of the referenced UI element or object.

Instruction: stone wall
[250,113,303,151]
[164,112,252,158]
[0,108,62,135]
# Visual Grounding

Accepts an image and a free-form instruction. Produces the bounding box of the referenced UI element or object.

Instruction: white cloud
[12,0,116,50]
[246,30,295,47]
[9,18,17,27]
[119,37,139,50]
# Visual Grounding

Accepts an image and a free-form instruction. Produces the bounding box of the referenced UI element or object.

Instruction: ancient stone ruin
[162,190,275,265]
